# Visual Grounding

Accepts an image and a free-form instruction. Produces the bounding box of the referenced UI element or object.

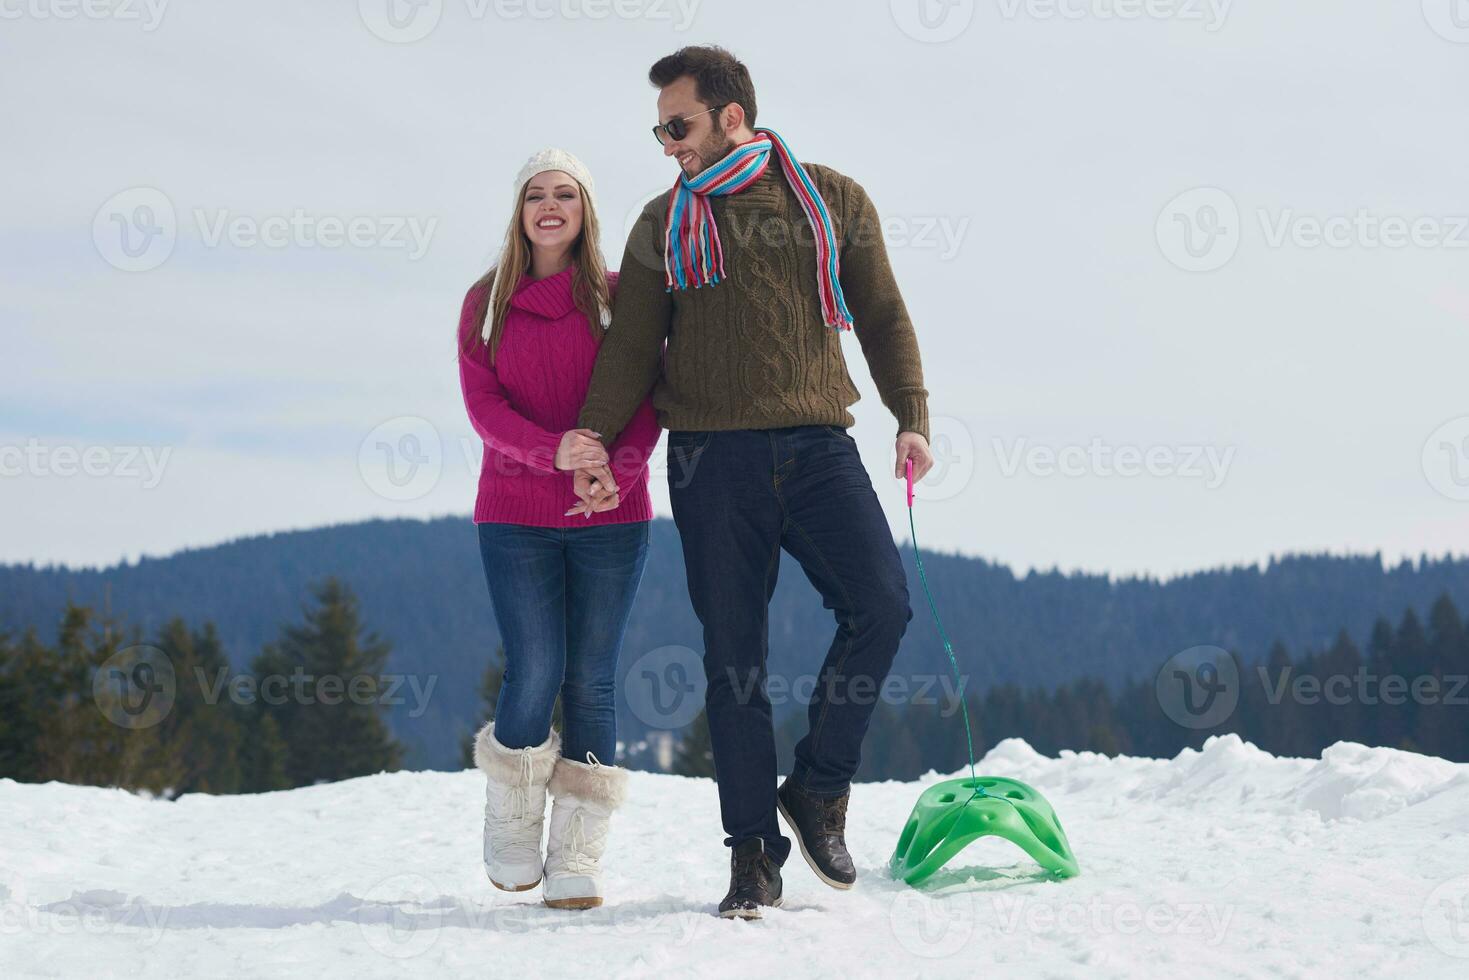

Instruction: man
[575,45,935,919]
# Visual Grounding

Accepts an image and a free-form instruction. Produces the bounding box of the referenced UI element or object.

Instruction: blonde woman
[457,148,661,909]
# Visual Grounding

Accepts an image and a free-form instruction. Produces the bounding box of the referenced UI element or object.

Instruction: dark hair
[648,45,757,127]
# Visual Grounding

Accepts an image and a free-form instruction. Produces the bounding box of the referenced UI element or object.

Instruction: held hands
[565,464,621,519]
[555,428,608,472]
[895,431,934,483]
[558,428,619,519]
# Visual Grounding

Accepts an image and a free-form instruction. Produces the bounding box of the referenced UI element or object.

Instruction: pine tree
[238,712,290,792]
[252,578,403,786]
[1256,641,1307,756]
[461,645,506,768]
[1320,631,1365,755]
[1365,616,1404,749]
[0,630,25,777]
[40,603,162,790]
[1389,609,1429,753]
[154,619,245,794]
[671,709,715,778]
[1415,595,1465,758]
[457,645,563,767]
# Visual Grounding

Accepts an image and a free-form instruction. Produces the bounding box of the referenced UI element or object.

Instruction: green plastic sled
[889,776,1080,885]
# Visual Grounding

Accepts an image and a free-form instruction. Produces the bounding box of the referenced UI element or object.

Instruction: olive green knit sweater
[578,162,930,446]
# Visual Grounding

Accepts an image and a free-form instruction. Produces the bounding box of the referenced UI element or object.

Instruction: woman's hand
[565,465,620,518]
[555,428,608,471]
[564,489,621,518]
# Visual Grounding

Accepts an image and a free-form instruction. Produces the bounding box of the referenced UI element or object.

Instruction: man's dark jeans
[667,424,913,865]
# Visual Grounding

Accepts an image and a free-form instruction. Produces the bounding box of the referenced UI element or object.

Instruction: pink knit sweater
[457,265,661,527]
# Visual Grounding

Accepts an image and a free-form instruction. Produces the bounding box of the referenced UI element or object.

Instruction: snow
[4,735,1469,978]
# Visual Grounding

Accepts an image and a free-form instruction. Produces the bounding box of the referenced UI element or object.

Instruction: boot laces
[562,751,607,876]
[817,794,849,837]
[489,746,540,864]
[730,844,768,899]
[506,748,535,822]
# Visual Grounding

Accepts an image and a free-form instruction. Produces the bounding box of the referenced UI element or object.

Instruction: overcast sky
[3,0,1467,577]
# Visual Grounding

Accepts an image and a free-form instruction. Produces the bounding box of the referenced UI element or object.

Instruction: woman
[457,148,661,911]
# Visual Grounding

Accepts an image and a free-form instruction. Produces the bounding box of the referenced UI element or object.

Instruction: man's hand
[566,464,620,518]
[556,428,608,471]
[895,431,934,482]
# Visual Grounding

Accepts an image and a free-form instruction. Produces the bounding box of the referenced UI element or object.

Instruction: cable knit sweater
[577,162,930,446]
[457,265,661,527]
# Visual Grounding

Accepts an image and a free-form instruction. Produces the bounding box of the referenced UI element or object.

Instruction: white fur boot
[543,752,628,910]
[473,723,560,891]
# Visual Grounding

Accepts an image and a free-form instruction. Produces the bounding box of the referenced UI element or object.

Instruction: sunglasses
[651,104,728,146]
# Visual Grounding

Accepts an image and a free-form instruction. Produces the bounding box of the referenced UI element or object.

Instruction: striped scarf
[662,128,854,331]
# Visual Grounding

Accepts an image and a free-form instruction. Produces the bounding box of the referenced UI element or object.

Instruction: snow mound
[1285,741,1469,821]
[959,734,1468,825]
[5,741,1469,977]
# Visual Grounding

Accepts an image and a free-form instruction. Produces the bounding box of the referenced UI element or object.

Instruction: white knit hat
[483,147,608,340]
[512,147,597,211]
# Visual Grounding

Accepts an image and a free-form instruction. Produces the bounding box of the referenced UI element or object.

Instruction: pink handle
[905,457,914,508]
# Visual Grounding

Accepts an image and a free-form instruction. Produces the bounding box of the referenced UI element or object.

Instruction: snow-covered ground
[4,735,1469,978]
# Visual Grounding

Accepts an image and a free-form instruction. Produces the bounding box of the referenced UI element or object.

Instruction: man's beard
[687,131,736,174]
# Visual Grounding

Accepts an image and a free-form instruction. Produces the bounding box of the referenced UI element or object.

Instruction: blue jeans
[476,520,650,764]
[667,425,913,865]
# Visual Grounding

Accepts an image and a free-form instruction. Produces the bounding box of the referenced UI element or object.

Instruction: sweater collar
[509,263,576,319]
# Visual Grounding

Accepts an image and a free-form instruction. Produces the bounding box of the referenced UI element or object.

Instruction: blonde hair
[460,175,611,364]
